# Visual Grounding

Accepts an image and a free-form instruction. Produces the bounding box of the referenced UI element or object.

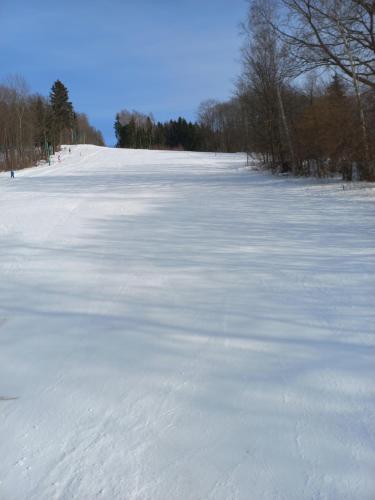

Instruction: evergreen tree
[49,80,74,148]
[114,113,125,147]
[327,74,347,100]
[127,118,137,148]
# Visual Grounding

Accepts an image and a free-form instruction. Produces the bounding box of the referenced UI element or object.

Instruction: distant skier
[69,148,71,154]
[10,170,15,179]
[58,154,61,163]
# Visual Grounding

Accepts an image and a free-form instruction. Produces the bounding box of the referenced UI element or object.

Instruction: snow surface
[0,145,374,500]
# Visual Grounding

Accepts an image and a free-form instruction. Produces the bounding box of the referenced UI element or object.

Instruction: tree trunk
[276,85,296,174]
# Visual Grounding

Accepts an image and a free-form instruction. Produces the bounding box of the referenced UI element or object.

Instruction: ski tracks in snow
[0,147,374,499]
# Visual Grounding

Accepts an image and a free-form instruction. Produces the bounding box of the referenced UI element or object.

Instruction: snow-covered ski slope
[0,145,374,500]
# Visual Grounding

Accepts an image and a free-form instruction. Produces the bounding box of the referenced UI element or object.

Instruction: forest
[115,0,375,181]
[114,112,204,151]
[0,77,104,172]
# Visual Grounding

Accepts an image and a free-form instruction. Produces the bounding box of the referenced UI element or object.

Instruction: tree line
[115,0,375,181]
[115,111,205,151]
[0,76,104,172]
[114,104,245,154]
[201,0,375,181]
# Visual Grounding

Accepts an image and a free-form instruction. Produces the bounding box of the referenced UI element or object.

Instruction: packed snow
[0,145,374,500]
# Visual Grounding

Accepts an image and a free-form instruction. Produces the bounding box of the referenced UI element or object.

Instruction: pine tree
[49,80,74,148]
[327,74,347,100]
[114,114,123,147]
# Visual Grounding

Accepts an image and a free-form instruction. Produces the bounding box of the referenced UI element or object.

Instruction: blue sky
[0,0,248,145]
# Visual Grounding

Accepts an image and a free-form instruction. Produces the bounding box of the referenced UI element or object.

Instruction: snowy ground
[0,145,374,500]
